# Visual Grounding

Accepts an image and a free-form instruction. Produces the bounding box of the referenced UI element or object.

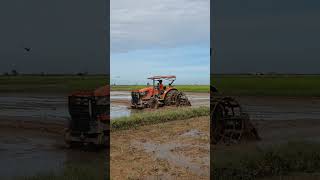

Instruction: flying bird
[24,47,31,52]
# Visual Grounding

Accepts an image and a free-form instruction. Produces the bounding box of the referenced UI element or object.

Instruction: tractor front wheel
[149,97,159,109]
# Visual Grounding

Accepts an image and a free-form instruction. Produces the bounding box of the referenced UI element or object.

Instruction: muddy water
[1,93,320,122]
[0,93,68,123]
[111,91,320,121]
[111,91,210,119]
[0,129,64,178]
[0,128,104,179]
[0,93,103,179]
[0,92,210,120]
[132,141,209,176]
[131,126,210,178]
[238,96,320,121]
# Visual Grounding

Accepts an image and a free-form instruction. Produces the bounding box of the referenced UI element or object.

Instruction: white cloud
[111,0,210,53]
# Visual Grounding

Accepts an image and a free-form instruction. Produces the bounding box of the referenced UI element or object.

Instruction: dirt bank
[111,116,210,180]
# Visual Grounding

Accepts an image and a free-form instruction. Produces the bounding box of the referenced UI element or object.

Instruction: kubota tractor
[64,86,109,147]
[131,76,191,109]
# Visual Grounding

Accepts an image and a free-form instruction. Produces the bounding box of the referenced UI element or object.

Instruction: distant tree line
[1,70,108,76]
[2,70,19,76]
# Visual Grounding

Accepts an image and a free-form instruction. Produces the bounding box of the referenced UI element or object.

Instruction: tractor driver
[158,80,164,94]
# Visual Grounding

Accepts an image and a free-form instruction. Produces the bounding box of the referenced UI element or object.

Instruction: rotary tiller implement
[211,86,260,145]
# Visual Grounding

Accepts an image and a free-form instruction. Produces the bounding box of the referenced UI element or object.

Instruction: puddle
[132,141,209,176]
[181,129,206,138]
[110,91,131,100]
[111,104,131,119]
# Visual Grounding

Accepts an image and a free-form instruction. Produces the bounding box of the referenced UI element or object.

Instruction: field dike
[111,106,210,131]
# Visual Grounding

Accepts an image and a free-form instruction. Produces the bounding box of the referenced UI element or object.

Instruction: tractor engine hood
[132,87,153,93]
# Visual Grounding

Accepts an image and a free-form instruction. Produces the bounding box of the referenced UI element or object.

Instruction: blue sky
[110,0,210,85]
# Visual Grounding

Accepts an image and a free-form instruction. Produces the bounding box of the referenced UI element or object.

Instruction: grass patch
[212,142,320,180]
[111,106,209,131]
[111,85,209,93]
[0,75,108,93]
[212,74,320,96]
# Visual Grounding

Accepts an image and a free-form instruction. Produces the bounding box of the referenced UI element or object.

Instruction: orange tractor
[131,76,191,109]
[64,86,109,147]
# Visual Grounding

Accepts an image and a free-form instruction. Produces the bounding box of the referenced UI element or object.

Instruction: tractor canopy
[147,75,176,80]
[148,75,176,86]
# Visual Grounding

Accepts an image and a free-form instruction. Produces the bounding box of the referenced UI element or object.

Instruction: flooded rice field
[0,128,104,179]
[0,93,104,179]
[0,129,64,178]
[238,96,320,121]
[111,91,210,119]
[111,91,320,121]
[1,92,320,121]
[1,92,320,178]
[0,93,68,123]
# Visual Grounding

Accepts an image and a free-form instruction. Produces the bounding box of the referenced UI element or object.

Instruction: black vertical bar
[105,0,110,179]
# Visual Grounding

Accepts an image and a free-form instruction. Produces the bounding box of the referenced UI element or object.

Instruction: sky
[212,0,320,74]
[0,0,108,74]
[1,1,320,77]
[110,0,210,85]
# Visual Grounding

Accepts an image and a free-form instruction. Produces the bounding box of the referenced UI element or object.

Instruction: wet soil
[0,126,105,179]
[110,116,210,180]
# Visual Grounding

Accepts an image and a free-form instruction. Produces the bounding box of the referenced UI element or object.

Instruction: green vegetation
[3,74,320,96]
[111,106,209,131]
[212,142,320,180]
[212,74,320,96]
[0,75,108,93]
[111,85,209,92]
